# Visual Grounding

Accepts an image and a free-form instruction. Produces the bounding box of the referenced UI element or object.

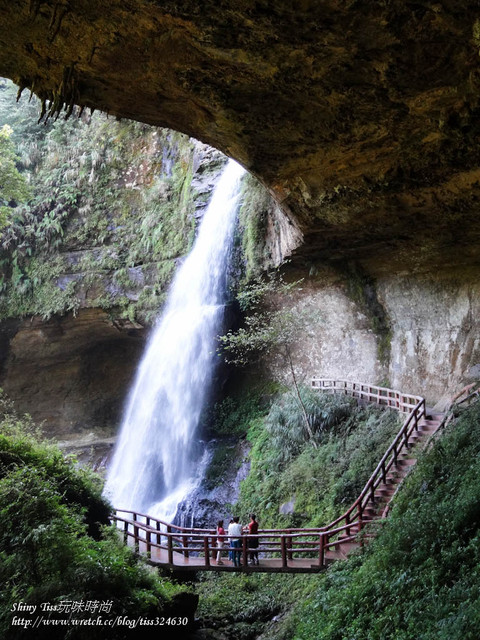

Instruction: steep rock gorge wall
[0,309,145,439]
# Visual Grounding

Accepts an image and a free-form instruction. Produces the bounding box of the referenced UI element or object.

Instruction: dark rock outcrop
[0,308,146,437]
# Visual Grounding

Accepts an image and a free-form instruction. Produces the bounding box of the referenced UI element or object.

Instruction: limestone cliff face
[380,273,480,405]
[264,267,480,407]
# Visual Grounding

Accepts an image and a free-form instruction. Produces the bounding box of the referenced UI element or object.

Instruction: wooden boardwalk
[112,378,454,574]
[143,544,330,573]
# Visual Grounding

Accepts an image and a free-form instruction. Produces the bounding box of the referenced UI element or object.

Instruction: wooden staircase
[324,411,444,564]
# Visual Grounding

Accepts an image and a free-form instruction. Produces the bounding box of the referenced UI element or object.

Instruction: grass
[236,386,401,528]
[293,400,480,640]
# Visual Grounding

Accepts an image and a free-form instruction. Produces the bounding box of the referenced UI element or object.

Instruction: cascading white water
[104,159,245,521]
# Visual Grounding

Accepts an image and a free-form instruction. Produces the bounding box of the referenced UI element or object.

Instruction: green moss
[0,80,200,323]
[0,256,80,320]
[206,392,264,438]
[342,262,392,365]
[236,173,273,282]
[203,441,240,490]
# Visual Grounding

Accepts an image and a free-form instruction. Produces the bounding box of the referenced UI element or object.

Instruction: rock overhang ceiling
[1,0,480,274]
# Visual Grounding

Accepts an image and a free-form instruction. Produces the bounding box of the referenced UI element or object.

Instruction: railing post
[183,534,189,558]
[123,519,128,545]
[287,529,293,560]
[403,425,409,449]
[370,482,375,504]
[203,536,210,567]
[146,530,151,558]
[242,535,248,567]
[281,536,288,568]
[156,520,161,546]
[345,513,350,537]
[381,461,387,484]
[318,533,326,567]
[358,503,363,533]
[167,526,173,564]
[133,520,139,554]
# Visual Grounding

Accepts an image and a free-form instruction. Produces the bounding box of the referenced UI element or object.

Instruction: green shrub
[265,386,356,467]
[294,401,480,640]
[0,79,199,323]
[0,391,189,639]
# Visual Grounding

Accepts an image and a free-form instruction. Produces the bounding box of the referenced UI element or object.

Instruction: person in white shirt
[228,516,243,566]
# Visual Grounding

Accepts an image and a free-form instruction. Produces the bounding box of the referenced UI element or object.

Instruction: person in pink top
[216,520,226,565]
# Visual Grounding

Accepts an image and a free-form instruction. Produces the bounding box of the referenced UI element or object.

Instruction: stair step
[376,488,396,497]
[419,422,439,429]
[395,458,417,466]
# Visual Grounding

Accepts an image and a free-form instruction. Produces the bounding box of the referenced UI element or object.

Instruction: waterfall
[105,159,245,521]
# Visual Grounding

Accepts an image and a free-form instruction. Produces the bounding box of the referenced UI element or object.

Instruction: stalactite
[16,82,26,102]
[88,45,99,65]
[38,98,47,124]
[36,63,80,123]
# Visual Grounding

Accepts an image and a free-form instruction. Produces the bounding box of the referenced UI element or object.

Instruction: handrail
[112,378,433,570]
[447,382,480,409]
[311,378,423,413]
[112,508,216,534]
[313,380,425,533]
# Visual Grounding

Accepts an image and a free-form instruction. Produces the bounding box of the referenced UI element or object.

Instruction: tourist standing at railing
[228,517,243,566]
[246,513,259,565]
[216,520,226,565]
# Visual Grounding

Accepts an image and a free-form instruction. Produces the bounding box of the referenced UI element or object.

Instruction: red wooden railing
[311,378,423,414]
[111,378,429,570]
[448,382,480,409]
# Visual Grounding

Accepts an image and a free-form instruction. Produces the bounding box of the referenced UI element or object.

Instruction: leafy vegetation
[0,391,190,639]
[196,400,480,640]
[206,392,265,438]
[235,386,401,528]
[0,124,31,228]
[289,400,480,640]
[0,79,207,323]
[193,388,402,639]
[219,273,317,367]
[196,572,317,640]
